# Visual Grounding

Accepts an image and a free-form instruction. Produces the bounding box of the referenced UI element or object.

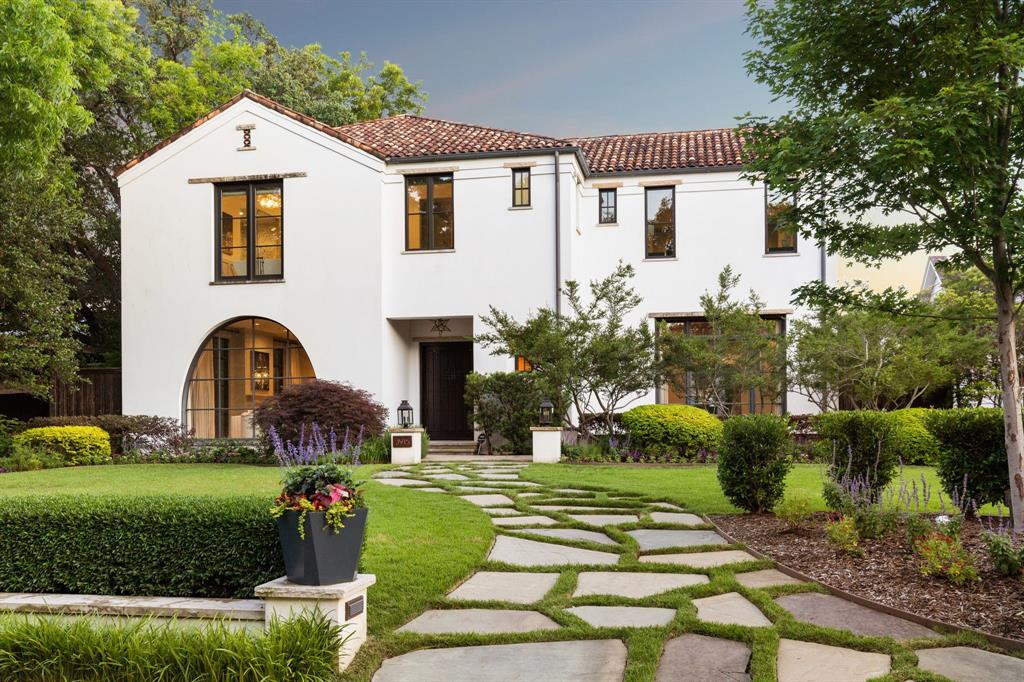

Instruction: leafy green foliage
[816,410,900,504]
[0,417,23,459]
[658,266,785,416]
[825,516,863,557]
[13,426,111,466]
[253,379,388,447]
[890,409,942,465]
[478,262,659,435]
[716,414,793,513]
[465,371,545,454]
[27,414,187,455]
[620,404,723,460]
[0,445,65,473]
[774,496,813,529]
[926,407,1009,508]
[984,531,1024,577]
[0,495,282,598]
[916,532,979,586]
[0,611,340,682]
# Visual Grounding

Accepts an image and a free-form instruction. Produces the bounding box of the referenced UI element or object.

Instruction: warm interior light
[257,192,281,212]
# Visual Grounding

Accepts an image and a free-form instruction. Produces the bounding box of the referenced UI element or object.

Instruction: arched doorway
[184,317,315,439]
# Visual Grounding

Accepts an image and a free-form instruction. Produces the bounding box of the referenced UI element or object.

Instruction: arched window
[185,318,315,439]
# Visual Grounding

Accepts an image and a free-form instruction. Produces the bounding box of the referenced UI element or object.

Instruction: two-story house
[117,91,829,443]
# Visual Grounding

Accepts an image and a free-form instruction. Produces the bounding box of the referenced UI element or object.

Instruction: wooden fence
[50,368,122,416]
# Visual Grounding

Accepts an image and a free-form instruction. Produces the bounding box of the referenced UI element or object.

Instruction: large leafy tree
[742,0,1024,527]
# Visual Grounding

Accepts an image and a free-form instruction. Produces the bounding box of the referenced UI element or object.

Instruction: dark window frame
[765,186,798,254]
[644,185,676,259]
[405,174,455,251]
[511,167,531,207]
[598,188,617,224]
[214,180,284,282]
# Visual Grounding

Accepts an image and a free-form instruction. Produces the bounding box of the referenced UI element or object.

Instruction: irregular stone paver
[397,608,559,634]
[775,593,936,640]
[567,605,675,628]
[652,503,684,511]
[415,487,447,493]
[484,508,524,516]
[518,528,619,546]
[428,473,469,481]
[655,633,752,682]
[372,470,411,478]
[555,489,591,494]
[492,515,558,527]
[692,592,770,627]
[372,639,627,682]
[735,569,804,589]
[517,492,544,498]
[454,487,497,493]
[535,505,631,512]
[915,646,1024,682]
[568,513,639,526]
[460,494,515,507]
[489,535,619,566]
[478,473,520,480]
[777,639,890,682]
[639,550,757,568]
[649,512,704,525]
[474,481,542,487]
[447,571,559,604]
[374,478,431,487]
[574,571,709,598]
[627,529,728,551]
[475,469,520,475]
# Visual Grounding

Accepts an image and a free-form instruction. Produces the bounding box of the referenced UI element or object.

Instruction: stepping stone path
[371,461,1010,681]
[777,639,890,682]
[775,593,936,640]
[656,633,752,682]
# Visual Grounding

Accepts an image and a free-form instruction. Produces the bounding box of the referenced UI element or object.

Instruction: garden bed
[712,512,1024,642]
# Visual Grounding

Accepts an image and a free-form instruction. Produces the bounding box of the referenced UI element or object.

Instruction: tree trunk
[994,282,1024,531]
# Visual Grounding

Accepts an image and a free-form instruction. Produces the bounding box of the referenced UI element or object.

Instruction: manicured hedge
[27,415,186,454]
[13,426,111,465]
[621,404,723,459]
[0,495,281,598]
[890,408,942,465]
[717,414,793,513]
[815,410,899,504]
[925,407,1008,508]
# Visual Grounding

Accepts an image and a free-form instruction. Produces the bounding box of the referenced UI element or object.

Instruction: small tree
[477,262,658,436]
[464,372,545,454]
[658,267,786,416]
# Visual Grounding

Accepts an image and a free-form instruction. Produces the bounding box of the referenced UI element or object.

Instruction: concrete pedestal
[255,574,376,671]
[531,427,562,463]
[390,428,424,465]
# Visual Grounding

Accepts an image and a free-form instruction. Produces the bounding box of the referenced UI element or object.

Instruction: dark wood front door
[420,342,473,440]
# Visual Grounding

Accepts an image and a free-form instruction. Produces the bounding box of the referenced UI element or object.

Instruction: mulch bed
[712,512,1024,642]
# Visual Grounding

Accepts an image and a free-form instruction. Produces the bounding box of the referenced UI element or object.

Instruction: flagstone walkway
[369,461,1024,682]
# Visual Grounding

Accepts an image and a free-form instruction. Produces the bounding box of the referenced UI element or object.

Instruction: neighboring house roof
[118,90,745,177]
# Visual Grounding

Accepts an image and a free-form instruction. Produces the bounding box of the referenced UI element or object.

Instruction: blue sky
[216,0,787,137]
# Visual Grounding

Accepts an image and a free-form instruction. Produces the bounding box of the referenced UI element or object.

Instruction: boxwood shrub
[890,408,942,465]
[717,414,793,513]
[925,407,1008,508]
[620,404,723,459]
[815,410,899,504]
[12,426,111,465]
[0,495,281,598]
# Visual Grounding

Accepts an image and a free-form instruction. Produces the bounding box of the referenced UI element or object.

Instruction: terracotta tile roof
[570,129,744,174]
[333,114,573,160]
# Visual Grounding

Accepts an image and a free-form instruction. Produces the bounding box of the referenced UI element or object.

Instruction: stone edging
[706,517,1024,652]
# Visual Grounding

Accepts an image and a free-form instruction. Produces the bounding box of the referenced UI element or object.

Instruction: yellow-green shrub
[13,426,111,466]
[621,404,723,459]
[891,408,942,465]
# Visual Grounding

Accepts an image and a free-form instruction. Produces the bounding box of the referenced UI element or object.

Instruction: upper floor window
[599,188,617,224]
[515,355,533,372]
[216,182,283,281]
[406,174,454,251]
[766,188,797,253]
[645,186,675,258]
[512,168,531,207]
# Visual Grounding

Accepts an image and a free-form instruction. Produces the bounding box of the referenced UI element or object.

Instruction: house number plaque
[393,435,413,448]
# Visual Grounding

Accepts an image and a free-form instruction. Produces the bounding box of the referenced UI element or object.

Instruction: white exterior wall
[119,99,831,432]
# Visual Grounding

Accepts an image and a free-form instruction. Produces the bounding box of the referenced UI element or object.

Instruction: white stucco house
[117,90,830,443]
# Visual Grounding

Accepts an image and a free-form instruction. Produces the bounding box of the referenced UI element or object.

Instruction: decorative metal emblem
[430,318,451,336]
[236,123,255,150]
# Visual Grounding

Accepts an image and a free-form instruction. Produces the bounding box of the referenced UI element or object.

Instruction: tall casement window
[599,188,617,224]
[660,317,785,415]
[406,174,454,251]
[645,186,675,258]
[765,187,797,253]
[515,355,533,372]
[185,317,315,439]
[512,168,531,207]
[215,182,283,281]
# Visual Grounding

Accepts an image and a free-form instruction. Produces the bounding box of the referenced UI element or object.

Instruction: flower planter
[276,508,368,585]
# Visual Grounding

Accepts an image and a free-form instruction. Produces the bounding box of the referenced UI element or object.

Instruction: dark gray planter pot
[276,507,368,585]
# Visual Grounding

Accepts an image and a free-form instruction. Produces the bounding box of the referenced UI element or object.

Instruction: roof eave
[586,163,745,178]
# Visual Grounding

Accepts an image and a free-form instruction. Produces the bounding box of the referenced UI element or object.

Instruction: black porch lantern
[538,398,555,426]
[397,400,414,428]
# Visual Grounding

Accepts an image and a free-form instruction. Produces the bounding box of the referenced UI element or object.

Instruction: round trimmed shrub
[925,407,1008,508]
[253,380,388,446]
[620,404,723,459]
[815,410,899,504]
[717,414,793,513]
[12,426,111,465]
[890,408,941,465]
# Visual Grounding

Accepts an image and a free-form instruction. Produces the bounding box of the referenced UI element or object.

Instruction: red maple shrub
[253,380,388,445]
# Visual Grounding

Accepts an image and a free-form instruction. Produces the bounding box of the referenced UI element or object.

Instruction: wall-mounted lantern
[397,400,414,428]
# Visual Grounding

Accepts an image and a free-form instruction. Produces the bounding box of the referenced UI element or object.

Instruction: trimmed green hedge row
[621,404,723,459]
[0,495,281,598]
[13,426,112,465]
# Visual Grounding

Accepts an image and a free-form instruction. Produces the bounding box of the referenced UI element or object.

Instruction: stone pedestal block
[530,427,561,463]
[390,428,424,465]
[255,574,376,671]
